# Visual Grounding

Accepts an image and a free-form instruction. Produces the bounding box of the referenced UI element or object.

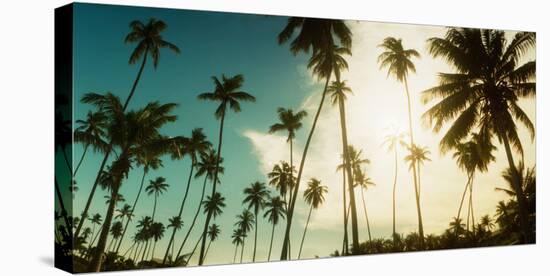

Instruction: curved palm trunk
[186,235,203,265]
[152,195,158,221]
[469,175,475,238]
[455,174,472,237]
[73,144,89,177]
[122,241,136,258]
[392,148,398,245]
[297,205,313,259]
[151,241,157,261]
[204,240,212,261]
[88,186,120,271]
[74,51,148,241]
[115,169,148,254]
[267,223,276,261]
[199,111,226,265]
[360,188,372,243]
[337,93,360,253]
[172,176,209,262]
[240,238,246,263]
[252,209,259,262]
[403,77,424,249]
[501,133,531,243]
[233,244,238,263]
[163,161,195,263]
[280,73,332,260]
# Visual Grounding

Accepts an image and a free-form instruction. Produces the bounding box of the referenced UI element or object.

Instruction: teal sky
[58,2,536,267]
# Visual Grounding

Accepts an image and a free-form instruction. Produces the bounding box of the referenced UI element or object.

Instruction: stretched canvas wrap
[54,2,537,273]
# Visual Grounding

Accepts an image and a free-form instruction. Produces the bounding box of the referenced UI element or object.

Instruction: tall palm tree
[231,228,244,263]
[404,144,431,197]
[115,149,163,255]
[267,161,295,202]
[148,222,165,261]
[197,74,255,265]
[354,169,375,244]
[277,17,352,260]
[162,128,211,264]
[235,210,254,263]
[74,111,109,176]
[269,107,307,204]
[87,95,178,271]
[107,221,123,252]
[87,214,103,251]
[378,36,423,247]
[327,78,363,253]
[243,181,270,262]
[298,178,327,259]
[422,28,535,242]
[74,19,180,240]
[204,224,221,260]
[145,176,169,221]
[453,133,495,235]
[383,130,407,242]
[136,216,153,263]
[263,196,286,261]
[173,150,224,263]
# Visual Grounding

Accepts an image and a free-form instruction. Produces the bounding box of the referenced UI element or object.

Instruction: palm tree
[263,196,286,261]
[173,150,224,263]
[383,130,407,242]
[86,95,178,271]
[145,176,169,221]
[452,133,495,235]
[480,215,495,232]
[107,221,123,252]
[115,150,163,255]
[74,111,109,176]
[269,107,307,204]
[243,181,270,262]
[235,210,254,263]
[422,28,535,242]
[277,17,352,260]
[87,214,103,251]
[204,224,221,260]
[148,222,165,261]
[74,19,180,240]
[166,216,183,259]
[231,228,244,263]
[162,128,212,264]
[298,178,327,259]
[404,144,431,196]
[136,216,153,263]
[354,169,375,244]
[267,161,295,202]
[378,36,423,247]
[197,74,255,265]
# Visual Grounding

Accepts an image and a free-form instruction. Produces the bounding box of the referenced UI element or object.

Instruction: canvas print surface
[54,2,536,273]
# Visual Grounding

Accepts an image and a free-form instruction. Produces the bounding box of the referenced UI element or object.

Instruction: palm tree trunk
[88,187,119,272]
[342,159,349,255]
[152,195,158,221]
[151,241,157,261]
[163,161,195,263]
[455,174,472,237]
[122,241,136,258]
[470,174,475,238]
[233,244,238,263]
[199,111,226,265]
[338,94,360,253]
[360,188,372,243]
[501,133,531,242]
[75,48,148,241]
[267,223,276,261]
[298,205,313,259]
[281,72,332,260]
[116,169,148,254]
[240,238,245,263]
[73,144,89,176]
[252,209,258,262]
[403,77,424,249]
[107,238,114,253]
[173,176,208,262]
[204,240,212,260]
[392,147,398,244]
[186,235,203,265]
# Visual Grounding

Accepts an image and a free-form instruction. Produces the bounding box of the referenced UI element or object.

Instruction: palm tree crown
[304,178,328,209]
[378,37,421,82]
[269,108,308,142]
[197,74,256,120]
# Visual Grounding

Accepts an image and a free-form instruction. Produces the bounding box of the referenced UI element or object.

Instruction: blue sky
[58,2,536,267]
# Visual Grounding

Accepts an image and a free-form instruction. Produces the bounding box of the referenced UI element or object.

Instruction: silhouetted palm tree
[354,169,375,244]
[378,36,423,247]
[243,181,270,262]
[173,150,224,263]
[269,107,307,204]
[74,111,109,176]
[162,128,212,264]
[108,221,123,252]
[87,213,103,252]
[149,222,165,260]
[264,196,286,261]
[146,176,169,221]
[231,228,244,263]
[278,17,352,260]
[298,178,328,259]
[204,224,221,261]
[383,130,407,242]
[235,210,254,263]
[74,19,180,241]
[423,28,535,242]
[267,161,295,201]
[197,74,255,265]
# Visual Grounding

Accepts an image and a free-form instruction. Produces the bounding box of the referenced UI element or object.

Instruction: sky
[58,3,536,267]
